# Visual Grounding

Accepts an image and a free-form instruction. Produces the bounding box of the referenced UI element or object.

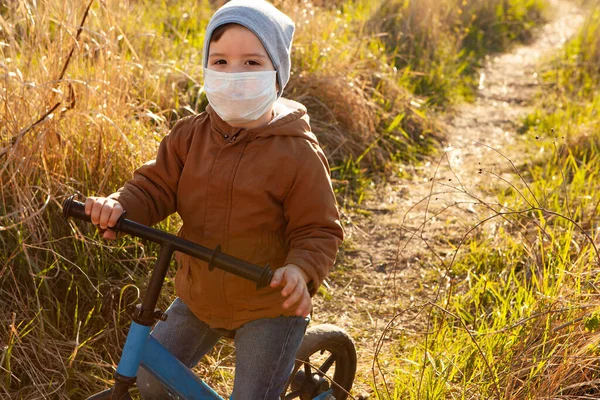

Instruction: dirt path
[312,1,586,397]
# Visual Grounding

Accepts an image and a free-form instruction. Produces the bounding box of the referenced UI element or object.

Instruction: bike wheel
[282,324,356,400]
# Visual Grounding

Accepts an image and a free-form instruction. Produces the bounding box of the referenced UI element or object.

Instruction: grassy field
[0,0,550,398]
[386,4,600,399]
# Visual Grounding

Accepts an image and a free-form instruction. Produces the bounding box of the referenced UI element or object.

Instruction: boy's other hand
[84,196,123,240]
[270,264,312,317]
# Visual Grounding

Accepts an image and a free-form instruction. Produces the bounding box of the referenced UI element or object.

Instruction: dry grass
[0,0,550,398]
[279,0,437,169]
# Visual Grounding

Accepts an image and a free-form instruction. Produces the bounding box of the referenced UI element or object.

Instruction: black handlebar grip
[62,195,92,223]
[62,195,128,232]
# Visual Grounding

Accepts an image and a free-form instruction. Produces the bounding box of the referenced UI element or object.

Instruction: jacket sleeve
[283,140,344,296]
[107,118,191,226]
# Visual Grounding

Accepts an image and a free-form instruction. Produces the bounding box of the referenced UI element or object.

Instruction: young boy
[84,1,343,398]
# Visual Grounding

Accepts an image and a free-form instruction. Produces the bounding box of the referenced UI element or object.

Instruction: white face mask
[203,69,277,124]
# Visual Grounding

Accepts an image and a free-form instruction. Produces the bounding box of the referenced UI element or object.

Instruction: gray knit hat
[202,0,295,98]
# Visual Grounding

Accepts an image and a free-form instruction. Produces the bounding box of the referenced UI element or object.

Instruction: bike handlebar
[62,195,273,289]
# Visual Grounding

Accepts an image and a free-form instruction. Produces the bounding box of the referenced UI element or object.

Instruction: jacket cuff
[284,252,322,297]
[107,192,127,210]
[106,192,135,224]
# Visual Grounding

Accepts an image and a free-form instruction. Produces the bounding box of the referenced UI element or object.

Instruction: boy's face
[207,25,275,73]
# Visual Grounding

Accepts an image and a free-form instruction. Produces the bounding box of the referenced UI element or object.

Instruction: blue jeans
[137,298,308,400]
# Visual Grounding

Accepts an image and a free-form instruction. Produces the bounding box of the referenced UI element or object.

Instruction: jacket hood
[206,98,318,145]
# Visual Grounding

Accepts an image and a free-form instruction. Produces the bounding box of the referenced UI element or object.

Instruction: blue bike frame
[116,321,334,400]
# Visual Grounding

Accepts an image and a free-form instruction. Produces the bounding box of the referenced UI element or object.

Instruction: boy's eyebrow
[208,52,268,58]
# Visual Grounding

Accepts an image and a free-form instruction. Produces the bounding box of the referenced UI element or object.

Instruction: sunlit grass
[0,0,550,398]
[384,6,600,399]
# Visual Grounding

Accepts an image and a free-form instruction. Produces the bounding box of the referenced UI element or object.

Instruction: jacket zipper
[220,134,248,326]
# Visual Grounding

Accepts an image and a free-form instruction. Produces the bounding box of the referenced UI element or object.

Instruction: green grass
[374,0,547,106]
[0,0,550,398]
[385,6,600,399]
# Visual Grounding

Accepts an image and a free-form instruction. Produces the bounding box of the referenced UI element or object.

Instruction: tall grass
[0,0,548,398]
[283,0,547,202]
[372,0,547,105]
[384,5,600,399]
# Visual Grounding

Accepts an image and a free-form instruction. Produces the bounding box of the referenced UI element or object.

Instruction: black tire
[282,324,357,400]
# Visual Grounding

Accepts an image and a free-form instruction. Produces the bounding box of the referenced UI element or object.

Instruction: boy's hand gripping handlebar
[62,195,274,290]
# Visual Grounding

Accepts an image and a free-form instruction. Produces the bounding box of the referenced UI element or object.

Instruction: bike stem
[136,243,174,325]
[111,244,175,399]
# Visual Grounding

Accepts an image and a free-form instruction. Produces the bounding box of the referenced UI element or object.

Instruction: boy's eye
[213,60,227,65]
[246,60,260,66]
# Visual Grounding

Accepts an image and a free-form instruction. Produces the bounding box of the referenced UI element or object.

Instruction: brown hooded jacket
[108,99,343,329]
